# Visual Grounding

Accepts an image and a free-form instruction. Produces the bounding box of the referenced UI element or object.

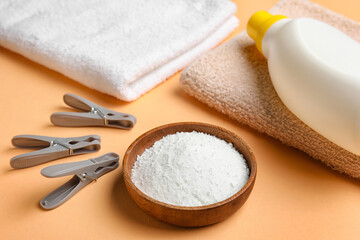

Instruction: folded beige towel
[180,0,360,179]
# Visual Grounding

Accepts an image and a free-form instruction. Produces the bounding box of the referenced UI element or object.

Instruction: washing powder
[131,131,249,207]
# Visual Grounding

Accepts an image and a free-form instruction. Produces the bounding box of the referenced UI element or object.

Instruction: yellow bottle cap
[247,11,287,54]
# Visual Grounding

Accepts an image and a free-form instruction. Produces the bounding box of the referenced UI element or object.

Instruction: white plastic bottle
[247,11,360,155]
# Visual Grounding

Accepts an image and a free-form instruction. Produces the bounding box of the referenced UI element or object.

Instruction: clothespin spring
[76,173,98,182]
[91,107,108,126]
[50,140,73,155]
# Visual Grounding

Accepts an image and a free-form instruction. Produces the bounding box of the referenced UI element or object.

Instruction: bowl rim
[123,122,257,211]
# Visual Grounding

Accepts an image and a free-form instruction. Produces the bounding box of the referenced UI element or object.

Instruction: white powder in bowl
[131,131,250,207]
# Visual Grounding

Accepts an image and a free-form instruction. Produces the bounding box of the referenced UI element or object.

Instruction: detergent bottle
[247,11,360,155]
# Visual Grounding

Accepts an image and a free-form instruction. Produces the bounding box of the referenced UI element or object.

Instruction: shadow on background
[0,46,127,107]
[109,169,233,236]
[111,170,177,229]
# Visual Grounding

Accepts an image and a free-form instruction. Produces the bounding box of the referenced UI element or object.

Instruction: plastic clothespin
[40,152,119,210]
[10,135,101,169]
[50,93,136,129]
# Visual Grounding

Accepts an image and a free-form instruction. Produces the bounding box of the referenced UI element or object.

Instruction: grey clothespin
[51,93,136,129]
[10,135,101,169]
[40,152,119,210]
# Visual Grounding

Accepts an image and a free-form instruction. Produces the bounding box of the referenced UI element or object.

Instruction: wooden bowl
[123,122,257,227]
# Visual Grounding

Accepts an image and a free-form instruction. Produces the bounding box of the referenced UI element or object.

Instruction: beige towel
[180,0,360,179]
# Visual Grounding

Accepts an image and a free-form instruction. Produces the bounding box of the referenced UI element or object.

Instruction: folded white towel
[0,0,238,101]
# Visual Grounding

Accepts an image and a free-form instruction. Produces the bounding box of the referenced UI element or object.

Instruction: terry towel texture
[180,0,360,179]
[0,0,238,101]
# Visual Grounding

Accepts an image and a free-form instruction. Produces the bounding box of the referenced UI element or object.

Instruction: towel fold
[0,0,238,101]
[180,0,360,179]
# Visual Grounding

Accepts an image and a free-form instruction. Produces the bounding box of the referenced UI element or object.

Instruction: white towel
[0,0,238,101]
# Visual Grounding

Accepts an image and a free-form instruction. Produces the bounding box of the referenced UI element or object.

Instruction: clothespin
[10,135,101,169]
[40,152,119,210]
[51,93,136,129]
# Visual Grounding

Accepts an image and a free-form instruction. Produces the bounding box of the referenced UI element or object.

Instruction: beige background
[0,0,359,239]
